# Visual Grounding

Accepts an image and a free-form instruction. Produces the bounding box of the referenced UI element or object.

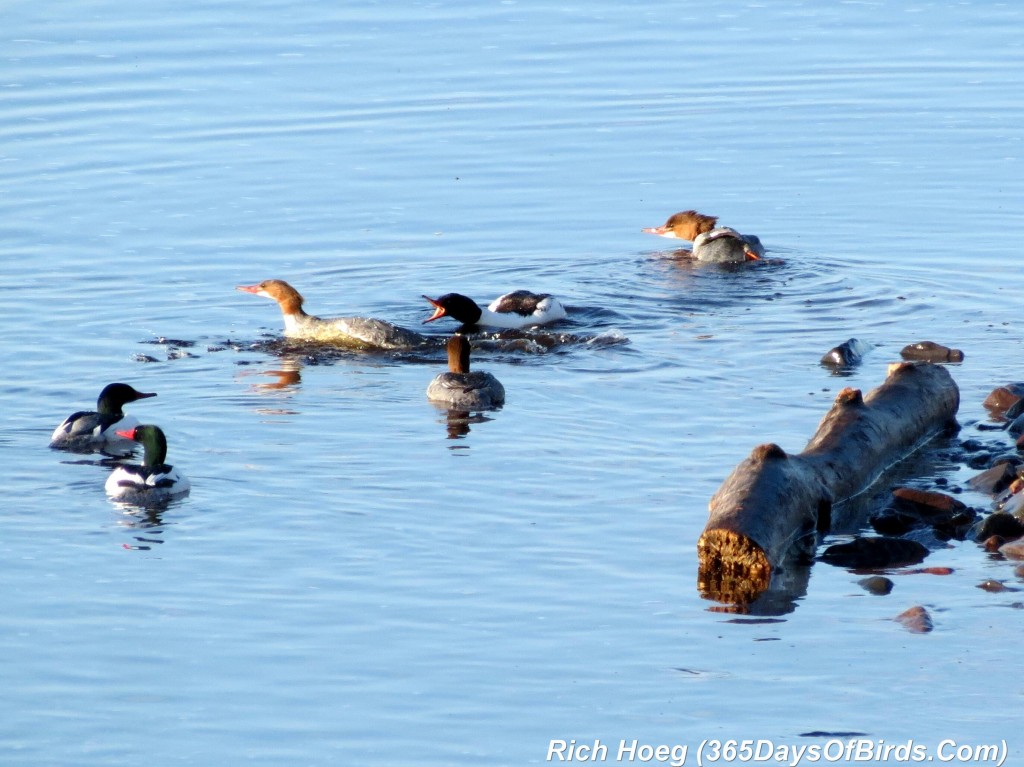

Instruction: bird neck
[447,336,471,374]
[141,431,168,468]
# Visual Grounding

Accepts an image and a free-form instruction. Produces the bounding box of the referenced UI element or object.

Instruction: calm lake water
[3,1,1023,764]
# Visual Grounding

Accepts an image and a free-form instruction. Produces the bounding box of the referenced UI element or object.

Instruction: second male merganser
[422,290,567,329]
[236,279,426,350]
[427,335,505,409]
[50,382,157,451]
[105,425,190,503]
[642,210,764,263]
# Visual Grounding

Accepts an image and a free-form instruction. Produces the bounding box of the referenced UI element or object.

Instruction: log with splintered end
[698,363,960,599]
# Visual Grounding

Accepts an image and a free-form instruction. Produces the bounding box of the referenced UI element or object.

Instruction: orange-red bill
[422,295,447,323]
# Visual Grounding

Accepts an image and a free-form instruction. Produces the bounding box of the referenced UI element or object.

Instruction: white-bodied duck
[427,335,505,410]
[422,291,566,329]
[643,210,764,263]
[50,382,157,451]
[105,425,190,503]
[237,279,426,350]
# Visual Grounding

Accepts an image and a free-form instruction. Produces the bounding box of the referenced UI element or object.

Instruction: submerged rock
[895,605,933,633]
[858,575,894,595]
[977,579,1017,593]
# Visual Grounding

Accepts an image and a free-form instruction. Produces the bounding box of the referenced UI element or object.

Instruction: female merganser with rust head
[50,382,157,452]
[642,210,764,263]
[427,335,505,409]
[422,290,567,329]
[236,279,426,350]
[105,425,190,503]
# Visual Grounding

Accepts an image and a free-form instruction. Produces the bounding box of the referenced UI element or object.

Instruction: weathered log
[698,362,960,598]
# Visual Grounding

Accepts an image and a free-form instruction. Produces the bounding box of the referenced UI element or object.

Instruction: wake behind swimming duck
[50,382,156,452]
[105,425,190,503]
[427,335,505,410]
[422,290,567,329]
[237,279,427,350]
[643,210,764,263]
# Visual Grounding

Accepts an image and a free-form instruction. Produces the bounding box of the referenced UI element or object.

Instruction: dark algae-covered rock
[975,512,1024,541]
[869,487,976,539]
[820,537,929,569]
[821,338,868,369]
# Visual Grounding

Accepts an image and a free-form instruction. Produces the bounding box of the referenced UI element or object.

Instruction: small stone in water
[895,605,933,633]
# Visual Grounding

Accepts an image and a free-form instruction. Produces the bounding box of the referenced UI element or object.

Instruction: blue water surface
[2,1,1023,764]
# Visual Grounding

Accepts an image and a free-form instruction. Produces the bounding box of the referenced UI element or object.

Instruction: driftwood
[698,362,960,602]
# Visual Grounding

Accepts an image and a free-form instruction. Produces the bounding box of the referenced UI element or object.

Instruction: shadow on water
[430,406,501,443]
[110,499,183,551]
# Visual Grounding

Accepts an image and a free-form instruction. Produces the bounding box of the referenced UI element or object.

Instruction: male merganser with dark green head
[422,290,566,329]
[105,425,190,502]
[236,279,426,350]
[643,210,764,263]
[50,383,156,451]
[427,335,505,410]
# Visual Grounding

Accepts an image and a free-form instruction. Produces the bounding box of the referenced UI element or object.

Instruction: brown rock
[870,488,976,539]
[900,341,964,363]
[901,566,955,575]
[892,487,966,514]
[983,535,1006,552]
[895,605,933,633]
[984,383,1024,415]
[968,462,1019,495]
[998,538,1024,560]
